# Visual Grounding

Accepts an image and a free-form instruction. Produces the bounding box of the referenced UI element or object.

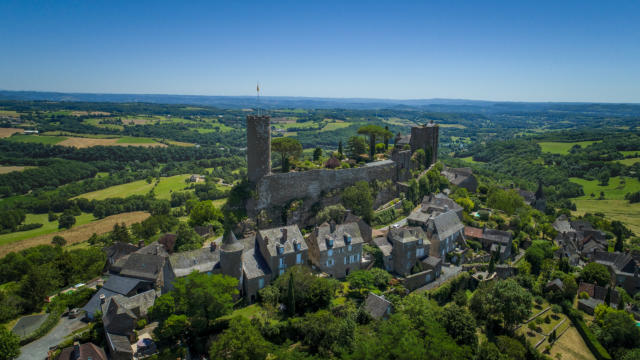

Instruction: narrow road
[18,317,87,360]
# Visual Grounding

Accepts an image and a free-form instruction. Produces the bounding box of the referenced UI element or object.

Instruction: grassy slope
[7,135,67,145]
[0,213,95,246]
[538,141,601,155]
[74,174,192,200]
[116,136,157,144]
[570,176,640,234]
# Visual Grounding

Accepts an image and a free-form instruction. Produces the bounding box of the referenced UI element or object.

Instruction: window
[258,278,265,289]
[348,245,352,252]
[326,259,334,267]
[279,269,284,276]
[426,274,431,282]
[418,238,423,245]
[296,253,302,264]
[327,249,333,257]
[344,256,347,265]
[279,257,285,269]
[416,248,424,257]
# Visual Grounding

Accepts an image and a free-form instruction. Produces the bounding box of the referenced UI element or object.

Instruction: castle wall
[251,160,397,212]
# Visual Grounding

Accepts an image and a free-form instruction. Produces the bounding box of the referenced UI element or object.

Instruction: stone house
[83,275,154,320]
[307,221,365,278]
[407,194,463,226]
[255,225,309,278]
[441,167,478,193]
[593,251,640,295]
[464,226,512,261]
[162,244,220,292]
[363,292,392,320]
[424,210,465,260]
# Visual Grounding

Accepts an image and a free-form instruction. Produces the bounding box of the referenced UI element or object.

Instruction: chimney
[138,240,145,248]
[99,293,106,305]
[444,204,449,212]
[73,341,80,358]
[281,228,288,244]
[264,236,269,245]
[210,242,217,252]
[329,220,336,233]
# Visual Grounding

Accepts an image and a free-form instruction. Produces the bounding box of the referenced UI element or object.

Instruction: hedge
[19,302,66,345]
[567,312,612,360]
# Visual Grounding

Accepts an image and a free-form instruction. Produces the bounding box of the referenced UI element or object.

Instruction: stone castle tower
[410,121,439,165]
[247,115,271,183]
[220,230,244,286]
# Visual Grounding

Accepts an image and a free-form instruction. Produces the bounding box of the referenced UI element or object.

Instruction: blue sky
[1,0,639,102]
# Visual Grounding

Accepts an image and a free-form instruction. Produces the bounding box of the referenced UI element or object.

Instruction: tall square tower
[247,115,271,183]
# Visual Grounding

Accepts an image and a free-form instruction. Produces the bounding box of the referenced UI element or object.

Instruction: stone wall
[251,160,397,212]
[403,269,435,291]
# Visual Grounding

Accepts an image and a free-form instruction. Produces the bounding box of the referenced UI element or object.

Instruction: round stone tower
[220,230,244,286]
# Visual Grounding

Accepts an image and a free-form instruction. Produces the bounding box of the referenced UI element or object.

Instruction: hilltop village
[1,112,639,360]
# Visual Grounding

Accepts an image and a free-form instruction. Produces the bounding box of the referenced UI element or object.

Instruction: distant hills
[1,90,640,115]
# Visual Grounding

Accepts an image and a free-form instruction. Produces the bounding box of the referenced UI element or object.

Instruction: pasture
[570,176,640,200]
[572,199,640,235]
[7,134,67,145]
[537,140,601,155]
[74,174,192,200]
[0,110,20,118]
[0,212,150,257]
[0,213,95,247]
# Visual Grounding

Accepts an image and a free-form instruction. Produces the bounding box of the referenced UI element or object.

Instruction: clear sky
[1,0,639,102]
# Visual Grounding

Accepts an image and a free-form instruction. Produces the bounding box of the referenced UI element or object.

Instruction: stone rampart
[252,160,396,212]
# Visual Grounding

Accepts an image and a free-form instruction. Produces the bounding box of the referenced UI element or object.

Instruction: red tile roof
[464,226,483,239]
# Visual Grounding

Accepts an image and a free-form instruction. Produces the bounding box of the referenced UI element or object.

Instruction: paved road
[18,317,86,360]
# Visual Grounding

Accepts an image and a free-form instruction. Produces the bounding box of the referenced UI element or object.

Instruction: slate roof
[119,253,165,281]
[168,247,220,278]
[571,220,594,232]
[82,287,119,320]
[136,242,169,257]
[105,332,133,355]
[578,298,604,311]
[422,256,442,269]
[313,221,364,252]
[105,242,138,264]
[103,275,148,296]
[593,251,636,274]
[58,342,108,360]
[242,247,272,279]
[222,230,244,252]
[363,292,392,319]
[373,236,393,257]
[102,290,157,319]
[258,225,307,257]
[388,226,428,244]
[464,226,483,239]
[431,210,464,241]
[395,134,411,146]
[441,168,474,186]
[552,215,573,233]
[546,278,564,291]
[482,229,512,245]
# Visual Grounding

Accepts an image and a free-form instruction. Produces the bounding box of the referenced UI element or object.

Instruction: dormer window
[418,238,423,245]
[277,244,284,255]
[294,241,301,251]
[326,236,334,248]
[344,234,352,245]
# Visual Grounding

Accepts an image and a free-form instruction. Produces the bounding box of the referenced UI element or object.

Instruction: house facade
[307,221,365,278]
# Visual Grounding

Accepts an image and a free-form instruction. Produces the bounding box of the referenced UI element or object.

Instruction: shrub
[136,319,147,330]
[567,311,612,360]
[579,291,590,299]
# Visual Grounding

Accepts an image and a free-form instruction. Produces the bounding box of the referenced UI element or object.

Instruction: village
[9,115,634,360]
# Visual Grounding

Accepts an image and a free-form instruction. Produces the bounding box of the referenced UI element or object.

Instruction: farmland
[0,212,95,247]
[0,128,24,138]
[573,199,640,234]
[537,140,601,155]
[7,134,168,148]
[0,166,34,174]
[0,211,150,257]
[7,134,67,145]
[569,176,640,200]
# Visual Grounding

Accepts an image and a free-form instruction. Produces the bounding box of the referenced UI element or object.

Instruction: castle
[245,115,439,227]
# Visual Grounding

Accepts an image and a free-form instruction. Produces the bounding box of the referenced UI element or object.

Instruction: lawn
[74,174,192,200]
[620,151,640,157]
[0,212,95,247]
[549,325,596,360]
[116,136,157,144]
[7,134,67,145]
[459,156,482,163]
[0,166,34,174]
[570,176,640,200]
[538,140,601,155]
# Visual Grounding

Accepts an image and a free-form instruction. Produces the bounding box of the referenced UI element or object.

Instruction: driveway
[17,317,87,360]
[414,264,462,292]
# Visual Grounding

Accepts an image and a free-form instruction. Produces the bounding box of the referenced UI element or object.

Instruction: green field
[0,110,20,118]
[538,140,601,155]
[620,151,640,157]
[116,136,157,144]
[0,213,95,246]
[439,123,466,129]
[83,118,124,130]
[7,135,67,145]
[570,176,640,200]
[41,131,118,139]
[460,156,482,163]
[320,121,351,131]
[75,174,192,200]
[573,199,640,235]
[614,158,640,166]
